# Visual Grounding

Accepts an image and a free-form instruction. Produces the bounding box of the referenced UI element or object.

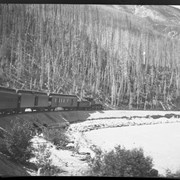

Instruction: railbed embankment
[1,110,180,133]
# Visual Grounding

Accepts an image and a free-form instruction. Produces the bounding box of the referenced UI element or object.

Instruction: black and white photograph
[0,3,180,177]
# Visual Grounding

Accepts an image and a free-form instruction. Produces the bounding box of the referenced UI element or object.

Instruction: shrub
[166,168,180,178]
[39,164,64,176]
[0,120,35,164]
[34,143,64,176]
[42,128,70,150]
[87,145,104,174]
[88,145,158,177]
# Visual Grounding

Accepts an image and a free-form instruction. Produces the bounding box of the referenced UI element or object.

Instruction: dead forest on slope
[0,4,180,110]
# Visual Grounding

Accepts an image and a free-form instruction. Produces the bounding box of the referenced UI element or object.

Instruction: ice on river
[84,122,180,176]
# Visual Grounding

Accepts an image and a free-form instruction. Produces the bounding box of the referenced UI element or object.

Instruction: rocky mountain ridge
[111,5,180,39]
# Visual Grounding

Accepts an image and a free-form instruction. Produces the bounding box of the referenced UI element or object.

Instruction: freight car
[0,86,103,115]
[17,89,35,113]
[17,90,49,112]
[0,86,19,114]
[33,91,49,111]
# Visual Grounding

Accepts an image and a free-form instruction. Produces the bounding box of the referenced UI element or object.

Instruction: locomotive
[0,86,103,114]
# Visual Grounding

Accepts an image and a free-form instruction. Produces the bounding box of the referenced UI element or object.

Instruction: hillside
[1,4,180,109]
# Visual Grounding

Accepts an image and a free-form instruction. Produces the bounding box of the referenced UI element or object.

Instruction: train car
[84,97,95,109]
[17,89,35,112]
[93,103,103,110]
[83,97,103,110]
[17,89,49,112]
[0,86,19,114]
[84,97,95,105]
[49,93,78,110]
[77,100,91,110]
[33,91,49,111]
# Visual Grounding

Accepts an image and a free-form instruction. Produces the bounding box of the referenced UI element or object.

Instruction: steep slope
[0,153,30,176]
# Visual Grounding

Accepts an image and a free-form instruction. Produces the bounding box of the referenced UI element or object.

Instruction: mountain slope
[111,5,180,38]
[0,4,180,109]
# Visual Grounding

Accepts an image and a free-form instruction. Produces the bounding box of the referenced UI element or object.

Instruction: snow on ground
[50,148,89,176]
[29,133,90,176]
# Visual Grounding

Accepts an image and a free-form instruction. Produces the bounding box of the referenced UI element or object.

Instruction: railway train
[0,86,103,114]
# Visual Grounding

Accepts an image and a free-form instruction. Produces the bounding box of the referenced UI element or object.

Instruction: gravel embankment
[67,116,180,133]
